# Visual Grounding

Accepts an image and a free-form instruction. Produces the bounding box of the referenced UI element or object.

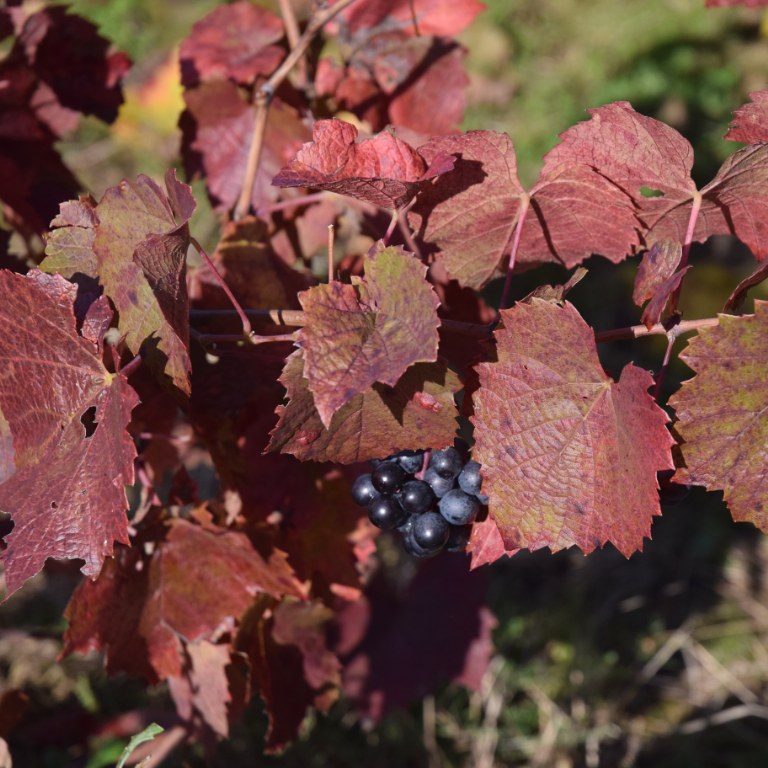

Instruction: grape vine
[1,0,768,756]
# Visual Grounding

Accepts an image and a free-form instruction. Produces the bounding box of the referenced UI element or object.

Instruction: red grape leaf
[409,130,639,289]
[340,0,485,38]
[272,600,341,692]
[188,217,312,312]
[273,118,455,209]
[168,641,241,737]
[297,242,441,427]
[0,270,138,597]
[544,101,696,198]
[467,515,520,569]
[328,35,468,136]
[268,350,460,463]
[0,5,129,233]
[63,518,305,681]
[43,170,195,393]
[41,197,99,277]
[633,241,683,307]
[0,61,80,232]
[641,266,691,329]
[545,101,768,261]
[645,144,768,261]
[188,346,375,597]
[179,1,284,87]
[433,272,497,376]
[725,90,768,144]
[18,6,130,123]
[0,409,12,486]
[237,598,340,752]
[724,259,768,313]
[181,80,309,213]
[669,302,768,531]
[471,300,675,557]
[707,0,768,6]
[262,460,376,600]
[335,556,493,721]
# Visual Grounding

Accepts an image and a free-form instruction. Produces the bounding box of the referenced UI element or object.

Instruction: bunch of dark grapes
[351,447,488,558]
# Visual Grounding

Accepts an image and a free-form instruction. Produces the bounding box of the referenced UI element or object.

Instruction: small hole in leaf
[80,406,98,438]
[51,502,57,509]
[640,186,665,198]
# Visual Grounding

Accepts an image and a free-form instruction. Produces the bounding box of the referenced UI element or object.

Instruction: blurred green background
[6,0,768,765]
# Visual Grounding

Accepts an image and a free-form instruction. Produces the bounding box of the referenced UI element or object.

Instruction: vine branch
[233,0,358,220]
[190,309,722,343]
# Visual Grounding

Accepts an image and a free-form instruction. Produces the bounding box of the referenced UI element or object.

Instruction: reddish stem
[233,0,358,220]
[189,307,723,343]
[277,0,307,88]
[667,190,703,316]
[193,331,296,345]
[118,354,142,378]
[383,209,399,245]
[594,316,719,343]
[191,237,253,339]
[652,333,677,401]
[256,192,326,217]
[498,194,530,310]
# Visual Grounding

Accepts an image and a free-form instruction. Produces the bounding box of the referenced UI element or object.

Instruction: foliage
[3,0,768,764]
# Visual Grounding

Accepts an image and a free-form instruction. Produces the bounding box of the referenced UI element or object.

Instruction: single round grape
[402,528,439,558]
[393,450,424,475]
[367,495,408,530]
[399,480,435,514]
[403,530,441,557]
[413,512,449,551]
[429,447,463,479]
[351,473,378,506]
[458,460,483,497]
[371,461,408,493]
[439,488,480,525]
[424,466,455,498]
[446,524,472,553]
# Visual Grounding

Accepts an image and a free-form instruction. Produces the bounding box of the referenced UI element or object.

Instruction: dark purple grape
[429,447,463,479]
[403,528,438,558]
[393,450,424,474]
[413,512,449,551]
[439,488,479,526]
[446,524,472,553]
[367,495,408,530]
[351,473,378,506]
[424,466,455,498]
[399,480,435,514]
[371,461,408,493]
[458,460,483,497]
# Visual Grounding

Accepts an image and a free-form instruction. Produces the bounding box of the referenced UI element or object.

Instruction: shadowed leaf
[268,350,459,462]
[409,129,639,289]
[63,518,304,680]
